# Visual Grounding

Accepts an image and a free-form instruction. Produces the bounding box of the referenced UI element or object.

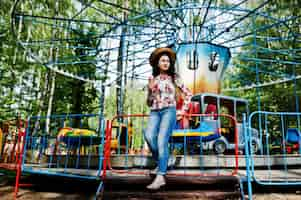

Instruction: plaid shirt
[147,74,192,112]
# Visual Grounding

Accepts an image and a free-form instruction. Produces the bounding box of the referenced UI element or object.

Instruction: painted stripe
[172,131,214,137]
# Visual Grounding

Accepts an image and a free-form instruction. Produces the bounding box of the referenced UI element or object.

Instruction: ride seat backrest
[176,102,200,129]
[286,128,301,144]
[188,102,200,114]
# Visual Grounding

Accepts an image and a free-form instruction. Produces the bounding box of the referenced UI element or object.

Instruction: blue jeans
[144,106,176,175]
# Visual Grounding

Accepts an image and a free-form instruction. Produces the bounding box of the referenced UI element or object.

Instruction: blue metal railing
[22,114,105,180]
[244,111,301,199]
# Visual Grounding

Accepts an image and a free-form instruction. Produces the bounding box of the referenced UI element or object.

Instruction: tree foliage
[0,0,300,127]
[223,0,301,113]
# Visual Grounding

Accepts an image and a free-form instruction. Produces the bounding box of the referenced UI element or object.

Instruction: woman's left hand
[176,110,186,120]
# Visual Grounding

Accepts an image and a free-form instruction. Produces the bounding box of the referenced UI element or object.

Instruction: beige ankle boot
[146,174,166,190]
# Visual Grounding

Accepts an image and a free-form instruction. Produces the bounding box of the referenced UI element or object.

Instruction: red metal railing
[102,113,239,178]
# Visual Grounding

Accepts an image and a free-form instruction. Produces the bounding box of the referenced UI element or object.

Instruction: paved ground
[1,185,301,200]
[1,169,301,200]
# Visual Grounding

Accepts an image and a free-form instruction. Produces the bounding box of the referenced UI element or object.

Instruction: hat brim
[149,47,176,67]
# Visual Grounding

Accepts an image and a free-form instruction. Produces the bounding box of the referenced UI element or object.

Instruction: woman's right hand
[147,76,155,106]
[148,75,155,90]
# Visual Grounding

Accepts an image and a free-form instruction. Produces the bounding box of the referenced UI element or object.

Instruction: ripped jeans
[144,106,176,175]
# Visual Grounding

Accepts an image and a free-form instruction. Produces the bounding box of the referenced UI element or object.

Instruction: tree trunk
[45,1,59,134]
[45,70,56,133]
[33,70,49,135]
[116,0,128,119]
[100,50,110,118]
[71,80,84,127]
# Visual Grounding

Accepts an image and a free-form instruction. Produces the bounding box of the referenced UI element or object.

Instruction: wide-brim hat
[149,47,176,67]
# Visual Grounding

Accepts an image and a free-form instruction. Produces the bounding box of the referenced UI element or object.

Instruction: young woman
[145,47,192,190]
